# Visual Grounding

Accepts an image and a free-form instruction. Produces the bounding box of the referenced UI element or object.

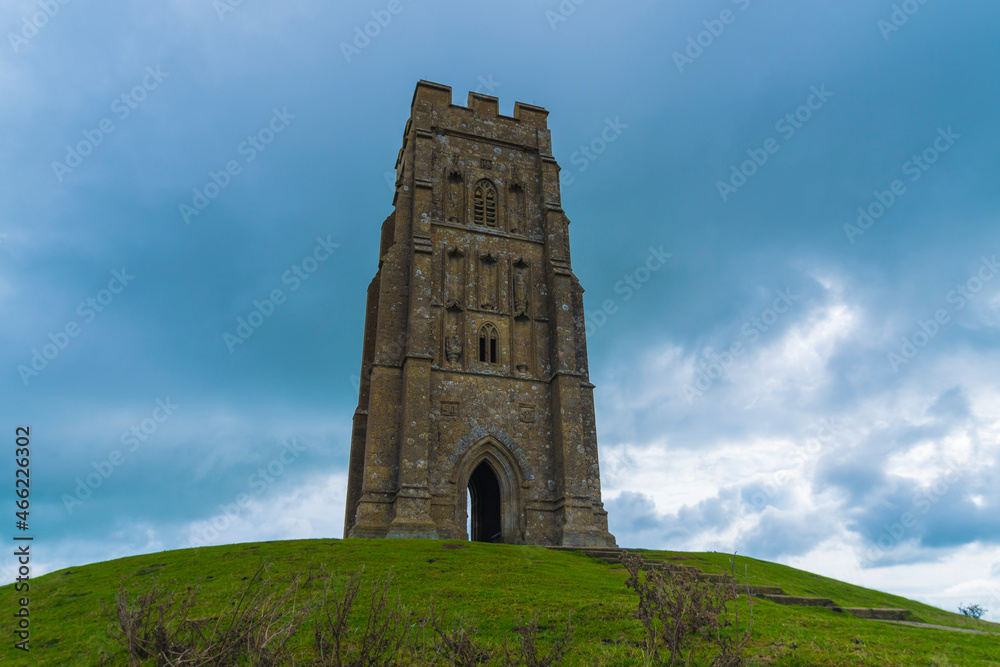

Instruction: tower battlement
[410,80,550,130]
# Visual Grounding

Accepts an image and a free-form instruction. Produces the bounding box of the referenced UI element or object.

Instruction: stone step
[759,594,839,608]
[547,546,911,622]
[586,554,753,580]
[590,554,627,562]
[648,564,701,575]
[599,558,703,576]
[842,607,910,621]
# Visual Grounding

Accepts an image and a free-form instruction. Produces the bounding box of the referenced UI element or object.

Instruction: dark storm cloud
[847,461,1000,566]
[805,384,1000,566]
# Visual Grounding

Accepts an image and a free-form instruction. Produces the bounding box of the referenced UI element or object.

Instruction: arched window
[473,180,498,227]
[478,323,499,364]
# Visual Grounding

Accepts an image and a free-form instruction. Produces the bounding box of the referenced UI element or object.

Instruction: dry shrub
[428,602,492,666]
[618,551,752,666]
[105,562,576,666]
[104,562,306,666]
[500,614,574,667]
[312,569,415,666]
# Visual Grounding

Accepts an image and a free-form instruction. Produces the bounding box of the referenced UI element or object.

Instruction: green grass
[0,539,996,666]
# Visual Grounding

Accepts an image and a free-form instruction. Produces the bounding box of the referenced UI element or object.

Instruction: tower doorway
[468,461,502,542]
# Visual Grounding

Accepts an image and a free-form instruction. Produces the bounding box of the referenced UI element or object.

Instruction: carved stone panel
[513,257,530,318]
[478,251,499,311]
[445,335,462,363]
[445,168,464,224]
[509,182,525,233]
[518,404,535,423]
[445,246,465,308]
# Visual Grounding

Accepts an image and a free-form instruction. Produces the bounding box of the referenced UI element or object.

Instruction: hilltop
[1,539,997,665]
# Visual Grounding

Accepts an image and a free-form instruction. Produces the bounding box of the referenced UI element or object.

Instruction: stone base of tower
[386,489,440,539]
[348,524,389,539]
[349,489,441,540]
[557,498,617,547]
[559,532,617,547]
[385,519,439,539]
[347,494,393,539]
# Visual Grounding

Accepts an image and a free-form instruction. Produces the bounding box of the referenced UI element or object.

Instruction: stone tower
[344,81,615,547]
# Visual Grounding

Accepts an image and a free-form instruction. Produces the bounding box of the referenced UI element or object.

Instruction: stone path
[548,546,910,622]
[877,620,996,635]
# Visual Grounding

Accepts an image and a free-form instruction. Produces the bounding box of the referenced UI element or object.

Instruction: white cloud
[183,471,347,548]
[597,267,1000,616]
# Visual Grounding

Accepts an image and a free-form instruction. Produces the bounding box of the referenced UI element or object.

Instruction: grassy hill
[1,539,997,665]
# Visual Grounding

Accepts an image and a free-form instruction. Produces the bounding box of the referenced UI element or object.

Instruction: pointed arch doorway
[468,461,502,542]
[457,436,525,544]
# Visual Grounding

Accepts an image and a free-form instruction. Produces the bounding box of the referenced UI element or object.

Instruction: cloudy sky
[3,0,1000,620]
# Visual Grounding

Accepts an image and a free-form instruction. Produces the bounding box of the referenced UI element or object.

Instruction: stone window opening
[473,179,498,227]
[479,324,499,364]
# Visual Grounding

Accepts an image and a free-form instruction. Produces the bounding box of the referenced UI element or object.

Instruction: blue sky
[3,0,1000,619]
